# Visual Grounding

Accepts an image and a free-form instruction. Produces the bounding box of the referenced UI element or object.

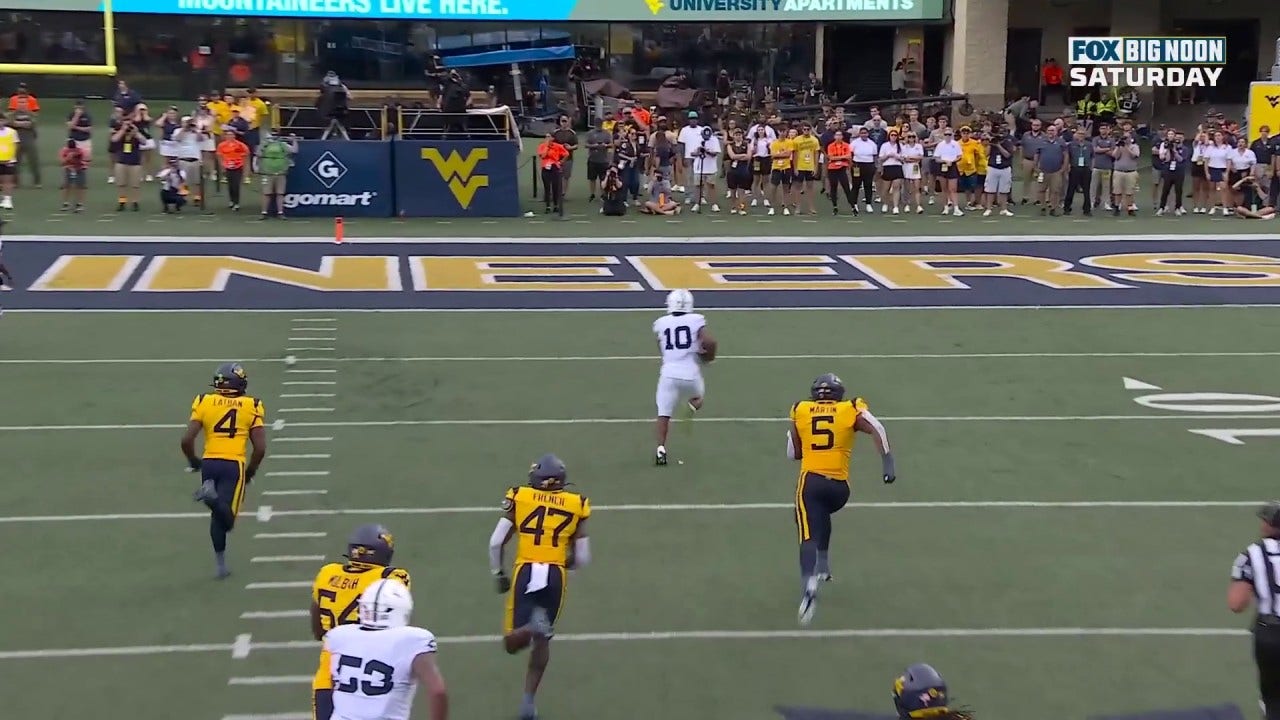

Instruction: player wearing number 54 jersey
[323,579,448,720]
[788,373,895,625]
[652,289,717,466]
[180,362,267,579]
[489,454,591,720]
[310,525,412,720]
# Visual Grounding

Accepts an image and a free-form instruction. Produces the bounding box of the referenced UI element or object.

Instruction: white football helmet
[666,289,695,314]
[358,578,413,629]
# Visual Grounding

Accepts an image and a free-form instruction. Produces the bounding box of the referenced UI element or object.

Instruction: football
[699,338,718,363]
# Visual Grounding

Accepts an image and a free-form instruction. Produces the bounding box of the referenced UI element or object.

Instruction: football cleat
[655,445,668,466]
[817,572,833,583]
[798,575,819,626]
[193,479,218,507]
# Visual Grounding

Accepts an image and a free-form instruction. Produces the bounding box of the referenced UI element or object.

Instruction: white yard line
[0,500,1267,524]
[5,351,1280,365]
[240,610,310,619]
[285,347,335,352]
[0,627,1249,661]
[7,414,1280,432]
[228,676,313,686]
[282,382,336,387]
[245,581,312,590]
[288,337,336,342]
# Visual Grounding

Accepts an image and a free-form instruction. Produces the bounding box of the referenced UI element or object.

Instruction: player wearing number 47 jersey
[322,579,448,720]
[652,289,717,466]
[788,373,895,625]
[489,454,591,720]
[180,362,267,579]
[311,525,412,720]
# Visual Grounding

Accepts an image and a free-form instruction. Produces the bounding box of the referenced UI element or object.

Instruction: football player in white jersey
[324,579,449,720]
[651,289,717,465]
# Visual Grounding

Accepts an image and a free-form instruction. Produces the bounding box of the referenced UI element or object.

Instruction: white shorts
[655,374,705,417]
[984,167,1013,194]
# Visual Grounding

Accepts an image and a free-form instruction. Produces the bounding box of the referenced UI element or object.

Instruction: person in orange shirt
[1041,58,1065,105]
[824,130,858,215]
[536,132,568,217]
[215,130,249,211]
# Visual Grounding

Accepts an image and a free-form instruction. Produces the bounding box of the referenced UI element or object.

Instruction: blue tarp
[440,45,574,69]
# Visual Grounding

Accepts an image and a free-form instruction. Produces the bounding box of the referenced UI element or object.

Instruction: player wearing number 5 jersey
[311,525,412,720]
[181,362,267,579]
[323,579,448,720]
[652,288,717,466]
[788,373,895,625]
[489,454,591,720]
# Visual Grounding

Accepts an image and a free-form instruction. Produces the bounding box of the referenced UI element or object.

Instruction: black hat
[1258,502,1280,527]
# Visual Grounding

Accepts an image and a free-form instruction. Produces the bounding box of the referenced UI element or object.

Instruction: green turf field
[2,307,1278,719]
[0,98,1268,238]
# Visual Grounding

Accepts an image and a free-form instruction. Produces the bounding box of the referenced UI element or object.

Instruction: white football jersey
[325,623,438,720]
[652,312,706,380]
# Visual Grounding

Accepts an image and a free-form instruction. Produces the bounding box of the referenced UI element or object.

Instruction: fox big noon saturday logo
[1068,36,1225,88]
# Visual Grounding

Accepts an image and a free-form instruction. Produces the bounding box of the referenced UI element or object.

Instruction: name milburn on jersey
[325,624,438,720]
[653,312,707,378]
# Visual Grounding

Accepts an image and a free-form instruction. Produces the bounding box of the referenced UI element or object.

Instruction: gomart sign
[23,0,944,21]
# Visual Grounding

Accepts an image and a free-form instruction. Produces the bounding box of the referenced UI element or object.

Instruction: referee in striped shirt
[1230,501,1280,719]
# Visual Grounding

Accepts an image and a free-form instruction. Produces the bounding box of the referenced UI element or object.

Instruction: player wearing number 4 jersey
[310,525,412,720]
[489,454,591,720]
[652,289,717,466]
[322,579,448,720]
[180,362,267,579]
[788,373,895,625]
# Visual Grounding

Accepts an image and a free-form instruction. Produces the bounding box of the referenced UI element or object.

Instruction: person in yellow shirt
[0,114,18,209]
[956,126,987,210]
[209,93,235,129]
[489,454,591,720]
[180,362,268,578]
[768,128,795,215]
[791,124,821,215]
[788,373,895,625]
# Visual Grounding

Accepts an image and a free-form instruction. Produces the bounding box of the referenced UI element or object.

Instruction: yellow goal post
[0,0,117,76]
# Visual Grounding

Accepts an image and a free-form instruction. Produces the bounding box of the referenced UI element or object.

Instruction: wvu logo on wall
[421,148,490,209]
[1268,95,1280,109]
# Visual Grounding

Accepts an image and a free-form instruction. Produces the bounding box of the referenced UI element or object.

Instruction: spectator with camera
[132,103,156,183]
[981,127,1015,217]
[112,116,144,211]
[1089,123,1116,212]
[157,157,190,213]
[640,169,679,216]
[58,138,87,212]
[1231,174,1275,219]
[537,132,568,217]
[600,166,628,216]
[1156,130,1189,216]
[66,99,93,163]
[614,124,642,203]
[256,132,298,220]
[1109,129,1141,217]
[584,119,612,203]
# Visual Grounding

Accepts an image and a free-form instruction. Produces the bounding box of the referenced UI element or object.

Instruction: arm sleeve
[860,408,891,453]
[489,517,514,572]
[786,430,798,459]
[573,537,591,568]
[1232,551,1253,581]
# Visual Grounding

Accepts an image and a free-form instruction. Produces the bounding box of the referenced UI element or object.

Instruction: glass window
[624,23,815,91]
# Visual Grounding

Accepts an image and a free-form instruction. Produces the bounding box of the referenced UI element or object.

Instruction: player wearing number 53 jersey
[489,454,591,720]
[181,362,267,579]
[652,289,717,466]
[311,525,412,720]
[323,579,448,720]
[788,373,895,625]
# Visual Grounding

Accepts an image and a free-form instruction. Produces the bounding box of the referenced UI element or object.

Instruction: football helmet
[893,663,950,719]
[345,523,395,565]
[357,578,413,629]
[211,362,249,396]
[810,373,846,402]
[665,289,695,314]
[528,453,568,491]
